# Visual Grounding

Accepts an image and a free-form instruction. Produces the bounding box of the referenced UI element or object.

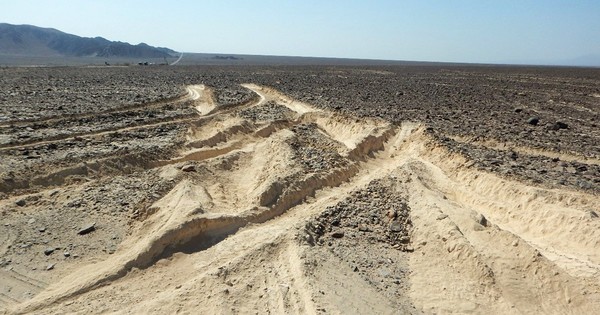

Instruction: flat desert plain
[0,65,599,314]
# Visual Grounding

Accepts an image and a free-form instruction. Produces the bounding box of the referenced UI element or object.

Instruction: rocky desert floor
[0,65,599,314]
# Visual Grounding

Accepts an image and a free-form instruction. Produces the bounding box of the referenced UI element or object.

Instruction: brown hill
[0,23,176,58]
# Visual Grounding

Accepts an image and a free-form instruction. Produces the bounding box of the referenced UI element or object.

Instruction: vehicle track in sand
[2,84,600,314]
[0,85,205,150]
[0,94,189,129]
[448,135,600,164]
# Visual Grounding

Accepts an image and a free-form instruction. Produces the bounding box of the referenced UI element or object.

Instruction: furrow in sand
[5,84,600,314]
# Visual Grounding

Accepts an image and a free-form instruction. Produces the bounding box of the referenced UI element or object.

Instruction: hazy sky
[2,0,599,65]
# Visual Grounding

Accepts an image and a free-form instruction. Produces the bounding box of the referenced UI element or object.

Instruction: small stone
[44,248,55,256]
[16,199,26,207]
[357,224,371,232]
[386,209,397,220]
[403,246,414,252]
[527,117,539,125]
[63,252,70,257]
[77,222,96,235]
[38,227,46,233]
[331,231,344,239]
[399,236,410,244]
[436,214,448,220]
[473,213,488,227]
[577,180,593,190]
[181,164,196,172]
[551,121,569,130]
[581,210,599,220]
[66,199,82,208]
[46,263,55,271]
[389,221,403,232]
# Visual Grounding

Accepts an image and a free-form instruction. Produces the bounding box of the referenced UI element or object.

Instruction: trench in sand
[6,84,600,314]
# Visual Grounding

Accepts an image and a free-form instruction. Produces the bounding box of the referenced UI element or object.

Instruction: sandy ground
[1,83,599,314]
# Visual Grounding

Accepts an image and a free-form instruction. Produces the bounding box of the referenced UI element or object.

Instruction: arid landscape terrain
[0,65,599,314]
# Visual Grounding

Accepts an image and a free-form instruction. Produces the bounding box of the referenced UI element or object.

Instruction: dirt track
[1,77,599,314]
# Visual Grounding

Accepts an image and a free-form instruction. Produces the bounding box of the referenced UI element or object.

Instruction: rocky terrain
[0,65,599,314]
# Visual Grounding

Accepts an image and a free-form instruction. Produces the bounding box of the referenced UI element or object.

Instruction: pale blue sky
[2,0,599,65]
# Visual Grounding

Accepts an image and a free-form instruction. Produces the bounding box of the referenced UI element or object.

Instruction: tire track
[6,84,600,314]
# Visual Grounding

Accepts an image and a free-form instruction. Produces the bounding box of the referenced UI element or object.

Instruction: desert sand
[1,67,599,314]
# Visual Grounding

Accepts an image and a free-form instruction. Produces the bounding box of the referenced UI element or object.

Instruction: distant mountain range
[0,23,177,58]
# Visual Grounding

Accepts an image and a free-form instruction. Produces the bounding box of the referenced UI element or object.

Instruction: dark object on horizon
[213,55,242,60]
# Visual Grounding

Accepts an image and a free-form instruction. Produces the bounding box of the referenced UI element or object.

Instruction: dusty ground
[0,66,599,314]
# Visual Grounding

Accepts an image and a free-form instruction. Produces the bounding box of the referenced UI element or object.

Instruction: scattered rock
[15,199,26,207]
[473,213,488,227]
[181,164,196,172]
[581,210,599,220]
[331,231,344,238]
[78,222,96,235]
[44,248,55,255]
[527,117,540,125]
[386,209,397,220]
[46,263,55,271]
[389,221,403,232]
[436,214,448,220]
[550,121,569,130]
[577,180,593,190]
